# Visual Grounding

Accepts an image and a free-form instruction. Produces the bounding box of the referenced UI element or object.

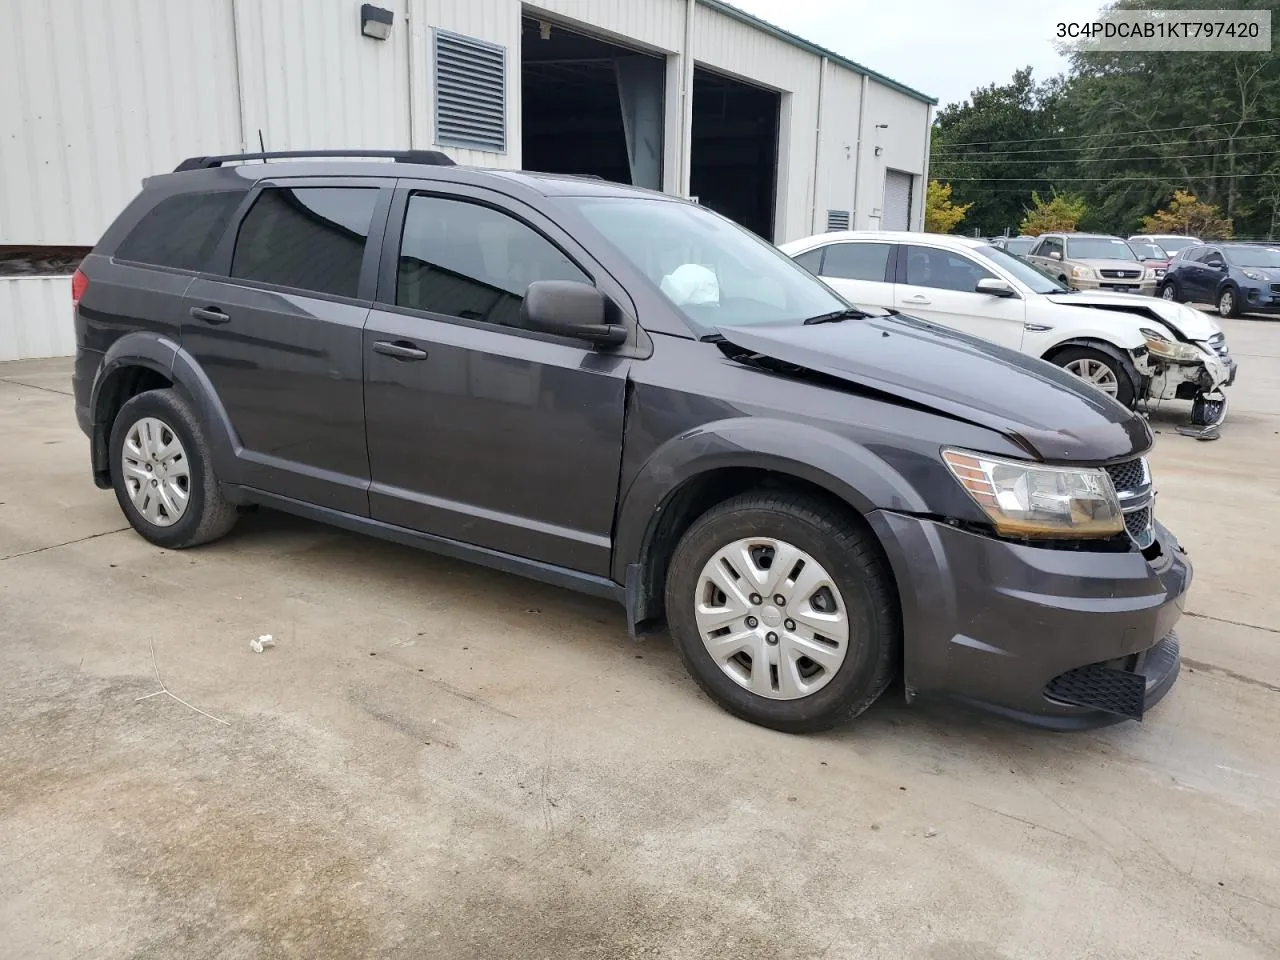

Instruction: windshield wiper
[802,307,870,325]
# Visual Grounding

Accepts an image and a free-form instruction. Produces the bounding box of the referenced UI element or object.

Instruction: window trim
[816,240,895,284]
[206,176,396,303]
[373,181,641,347]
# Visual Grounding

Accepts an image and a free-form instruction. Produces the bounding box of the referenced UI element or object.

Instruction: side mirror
[976,278,1017,298]
[1048,250,1062,261]
[518,280,627,346]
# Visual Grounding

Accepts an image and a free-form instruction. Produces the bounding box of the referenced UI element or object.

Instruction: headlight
[942,449,1124,539]
[1143,267,1159,280]
[1243,269,1264,281]
[1070,265,1095,279]
[1140,327,1203,363]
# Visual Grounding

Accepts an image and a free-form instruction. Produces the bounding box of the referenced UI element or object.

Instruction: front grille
[1104,458,1147,491]
[1100,269,1141,279]
[1125,505,1153,542]
[1271,283,1280,294]
[1045,662,1148,720]
[1104,458,1154,548]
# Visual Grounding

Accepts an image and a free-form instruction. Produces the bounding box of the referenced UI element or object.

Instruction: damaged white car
[780,231,1236,425]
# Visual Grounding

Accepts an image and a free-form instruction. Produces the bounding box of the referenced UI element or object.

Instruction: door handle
[189,306,230,324]
[903,295,931,305]
[373,339,428,361]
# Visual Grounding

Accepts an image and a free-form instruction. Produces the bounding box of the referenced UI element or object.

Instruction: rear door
[809,240,895,308]
[183,177,393,515]
[892,243,1025,350]
[361,182,632,575]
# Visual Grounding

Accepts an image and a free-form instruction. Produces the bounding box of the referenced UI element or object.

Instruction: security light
[360,4,394,40]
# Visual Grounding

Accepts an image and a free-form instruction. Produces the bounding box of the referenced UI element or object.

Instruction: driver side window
[902,246,995,293]
[1036,237,1063,259]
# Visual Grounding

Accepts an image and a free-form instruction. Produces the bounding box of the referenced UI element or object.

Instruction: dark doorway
[690,68,779,240]
[521,16,664,190]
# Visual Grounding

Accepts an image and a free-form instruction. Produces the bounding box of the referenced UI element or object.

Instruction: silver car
[1027,233,1158,296]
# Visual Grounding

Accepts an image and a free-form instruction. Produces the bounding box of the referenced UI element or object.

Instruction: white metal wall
[855,82,931,231]
[0,278,76,361]
[812,63,863,235]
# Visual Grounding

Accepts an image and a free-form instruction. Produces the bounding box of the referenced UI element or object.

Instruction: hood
[1075,258,1146,272]
[1043,291,1221,340]
[717,314,1151,463]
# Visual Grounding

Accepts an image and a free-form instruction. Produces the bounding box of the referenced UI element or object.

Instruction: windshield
[1149,236,1200,254]
[1066,237,1138,261]
[566,197,847,330]
[1129,241,1167,260]
[976,244,1068,293]
[1004,237,1036,256]
[1224,246,1280,268]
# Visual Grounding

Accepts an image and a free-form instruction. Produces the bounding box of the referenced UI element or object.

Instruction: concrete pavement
[1,318,1277,959]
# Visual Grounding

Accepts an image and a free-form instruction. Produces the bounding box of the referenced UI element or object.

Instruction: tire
[1051,345,1137,407]
[1217,285,1239,318]
[664,490,899,733]
[109,388,238,548]
[1159,281,1181,302]
[1191,394,1227,427]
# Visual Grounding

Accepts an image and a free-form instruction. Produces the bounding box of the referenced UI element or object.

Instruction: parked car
[1130,234,1203,257]
[991,236,1037,257]
[1025,233,1158,296]
[780,231,1233,422]
[1159,242,1280,318]
[74,150,1189,733]
[1126,238,1171,279]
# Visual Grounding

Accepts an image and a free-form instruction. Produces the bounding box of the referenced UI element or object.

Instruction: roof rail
[173,149,456,172]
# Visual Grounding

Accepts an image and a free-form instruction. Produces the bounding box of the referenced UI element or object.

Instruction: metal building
[0,0,935,360]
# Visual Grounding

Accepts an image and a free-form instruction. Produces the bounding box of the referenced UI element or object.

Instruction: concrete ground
[1,317,1278,960]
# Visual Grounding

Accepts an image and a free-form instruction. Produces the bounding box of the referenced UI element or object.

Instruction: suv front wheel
[664,491,899,733]
[109,389,238,548]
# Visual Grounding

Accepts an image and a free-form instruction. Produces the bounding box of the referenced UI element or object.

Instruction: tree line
[927,0,1280,239]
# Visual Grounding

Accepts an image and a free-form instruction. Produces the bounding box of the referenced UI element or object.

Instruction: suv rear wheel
[109,389,238,548]
[1051,346,1136,406]
[664,491,898,733]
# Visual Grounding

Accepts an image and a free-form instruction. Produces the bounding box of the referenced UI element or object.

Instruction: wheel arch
[1040,337,1144,406]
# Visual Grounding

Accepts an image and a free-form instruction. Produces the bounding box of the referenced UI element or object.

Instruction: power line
[932,148,1280,167]
[933,115,1280,148]
[937,171,1278,182]
[932,131,1280,159]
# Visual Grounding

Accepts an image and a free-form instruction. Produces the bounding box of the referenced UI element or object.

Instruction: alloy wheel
[121,416,191,527]
[693,537,849,700]
[1064,358,1119,396]
[1219,290,1234,316]
[1161,285,1176,301]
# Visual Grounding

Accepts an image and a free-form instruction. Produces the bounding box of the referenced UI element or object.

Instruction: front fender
[610,417,929,585]
[89,332,241,485]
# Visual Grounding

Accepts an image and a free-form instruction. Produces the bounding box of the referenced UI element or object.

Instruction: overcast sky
[729,0,1106,108]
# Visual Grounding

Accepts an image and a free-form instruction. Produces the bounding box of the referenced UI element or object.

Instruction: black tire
[664,491,899,733]
[1159,281,1181,303]
[109,388,238,548]
[1050,345,1138,407]
[1217,285,1240,318]
[1191,394,1226,427]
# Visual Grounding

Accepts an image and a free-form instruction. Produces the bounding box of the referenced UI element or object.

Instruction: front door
[362,186,631,576]
[183,180,390,515]
[892,244,1026,350]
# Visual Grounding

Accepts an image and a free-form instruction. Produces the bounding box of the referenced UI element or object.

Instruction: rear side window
[396,194,588,326]
[115,190,243,270]
[821,242,891,281]
[231,187,379,298]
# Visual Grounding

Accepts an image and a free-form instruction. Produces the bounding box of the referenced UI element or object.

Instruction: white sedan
[779,231,1235,424]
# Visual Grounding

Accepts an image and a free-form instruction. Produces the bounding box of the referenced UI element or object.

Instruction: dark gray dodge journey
[72,150,1189,732]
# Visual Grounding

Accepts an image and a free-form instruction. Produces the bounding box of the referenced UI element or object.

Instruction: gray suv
[72,150,1189,732]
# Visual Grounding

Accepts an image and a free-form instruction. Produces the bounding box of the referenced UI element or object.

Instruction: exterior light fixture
[361,4,394,40]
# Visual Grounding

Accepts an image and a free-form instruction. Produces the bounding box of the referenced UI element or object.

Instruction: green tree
[1019,191,1087,235]
[924,180,972,233]
[1142,190,1234,239]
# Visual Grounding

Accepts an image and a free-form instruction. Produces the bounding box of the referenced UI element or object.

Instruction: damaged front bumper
[1135,347,1234,404]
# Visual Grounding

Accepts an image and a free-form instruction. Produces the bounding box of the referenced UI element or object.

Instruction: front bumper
[1239,283,1280,313]
[1071,276,1157,296]
[867,511,1191,729]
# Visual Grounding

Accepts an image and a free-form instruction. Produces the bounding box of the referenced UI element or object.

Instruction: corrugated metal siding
[0,278,75,361]
[692,4,819,242]
[234,0,411,152]
[527,0,686,51]
[813,67,861,234]
[0,0,241,246]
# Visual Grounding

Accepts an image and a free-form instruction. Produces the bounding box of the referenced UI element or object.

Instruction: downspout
[230,0,250,152]
[406,1,420,147]
[852,72,868,229]
[681,0,696,196]
[810,57,826,233]
[918,104,932,230]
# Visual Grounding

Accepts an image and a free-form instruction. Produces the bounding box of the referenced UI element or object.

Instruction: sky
[728,0,1105,108]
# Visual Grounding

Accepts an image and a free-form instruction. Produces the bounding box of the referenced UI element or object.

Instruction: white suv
[779,231,1235,423]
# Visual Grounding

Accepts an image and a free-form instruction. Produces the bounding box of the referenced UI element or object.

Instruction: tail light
[71,268,89,307]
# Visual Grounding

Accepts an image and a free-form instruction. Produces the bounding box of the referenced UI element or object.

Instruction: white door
[810,240,895,308]
[893,244,1026,350]
[883,171,914,231]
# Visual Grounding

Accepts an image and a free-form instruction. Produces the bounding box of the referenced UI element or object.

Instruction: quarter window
[902,245,995,293]
[230,187,379,298]
[791,247,823,275]
[396,194,588,326]
[821,242,892,282]
[116,190,244,271]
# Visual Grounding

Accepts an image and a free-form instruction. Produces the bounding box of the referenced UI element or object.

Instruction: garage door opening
[690,68,779,240]
[521,16,664,190]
